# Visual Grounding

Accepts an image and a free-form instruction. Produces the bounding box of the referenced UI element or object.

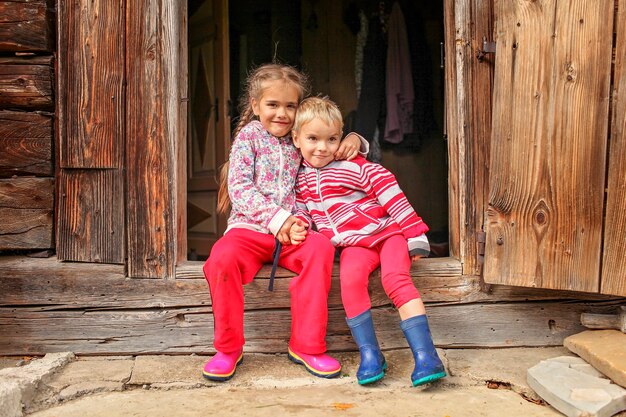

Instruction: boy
[289,96,445,386]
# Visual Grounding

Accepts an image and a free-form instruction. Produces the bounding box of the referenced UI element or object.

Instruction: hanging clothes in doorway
[351,0,435,158]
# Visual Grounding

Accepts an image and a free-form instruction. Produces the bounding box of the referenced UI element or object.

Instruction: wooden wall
[0,1,55,251]
[1,256,623,355]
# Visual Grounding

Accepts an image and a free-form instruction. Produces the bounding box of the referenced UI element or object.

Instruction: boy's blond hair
[293,96,344,134]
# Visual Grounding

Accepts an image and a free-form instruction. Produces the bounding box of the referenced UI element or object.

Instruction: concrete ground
[0,347,606,417]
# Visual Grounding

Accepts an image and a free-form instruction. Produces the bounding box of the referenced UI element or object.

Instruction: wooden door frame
[172,0,488,276]
[444,0,494,277]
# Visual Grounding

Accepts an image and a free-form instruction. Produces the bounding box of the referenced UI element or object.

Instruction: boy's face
[293,118,342,168]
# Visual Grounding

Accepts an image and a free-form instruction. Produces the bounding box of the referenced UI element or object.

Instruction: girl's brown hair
[217,63,310,214]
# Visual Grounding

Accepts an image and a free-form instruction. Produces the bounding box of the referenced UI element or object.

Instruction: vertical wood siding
[58,2,125,168]
[57,170,124,263]
[126,0,184,277]
[602,0,626,296]
[485,0,614,292]
[56,1,126,262]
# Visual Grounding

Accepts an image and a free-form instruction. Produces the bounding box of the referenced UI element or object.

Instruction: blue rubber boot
[346,310,387,385]
[400,314,446,386]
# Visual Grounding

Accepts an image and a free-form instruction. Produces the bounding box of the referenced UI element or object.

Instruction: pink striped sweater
[294,156,430,256]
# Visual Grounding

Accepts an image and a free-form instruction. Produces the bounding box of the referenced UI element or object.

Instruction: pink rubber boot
[288,347,341,378]
[202,348,244,381]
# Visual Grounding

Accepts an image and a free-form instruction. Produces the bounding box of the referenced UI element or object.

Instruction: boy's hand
[277,216,298,245]
[334,133,361,161]
[289,220,308,245]
[411,255,423,263]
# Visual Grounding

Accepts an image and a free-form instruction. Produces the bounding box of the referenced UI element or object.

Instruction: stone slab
[0,352,74,417]
[527,356,626,417]
[445,347,573,400]
[47,359,134,389]
[565,330,626,389]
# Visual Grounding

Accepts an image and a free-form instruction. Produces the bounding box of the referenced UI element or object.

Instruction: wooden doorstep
[0,256,624,355]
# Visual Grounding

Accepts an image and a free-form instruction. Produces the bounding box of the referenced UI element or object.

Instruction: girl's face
[251,80,299,138]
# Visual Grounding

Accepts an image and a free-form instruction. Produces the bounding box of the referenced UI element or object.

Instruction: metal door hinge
[477,37,496,62]
[476,230,486,264]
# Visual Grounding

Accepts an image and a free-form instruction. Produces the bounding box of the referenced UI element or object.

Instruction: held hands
[334,133,361,161]
[277,216,308,245]
[289,220,308,245]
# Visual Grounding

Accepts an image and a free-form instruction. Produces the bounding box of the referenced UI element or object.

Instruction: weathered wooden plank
[0,61,53,110]
[0,178,53,249]
[0,0,53,52]
[0,301,616,355]
[602,0,626,297]
[444,0,460,259]
[0,110,52,176]
[485,0,613,292]
[126,0,183,277]
[57,170,124,263]
[2,256,620,311]
[57,0,124,168]
[451,0,494,276]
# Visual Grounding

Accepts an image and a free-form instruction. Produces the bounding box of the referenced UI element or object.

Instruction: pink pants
[340,234,421,319]
[203,228,335,354]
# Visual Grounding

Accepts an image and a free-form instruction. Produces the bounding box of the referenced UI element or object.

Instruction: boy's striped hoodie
[294,155,430,256]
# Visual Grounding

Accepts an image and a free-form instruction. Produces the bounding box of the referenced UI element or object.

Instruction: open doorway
[187,0,448,260]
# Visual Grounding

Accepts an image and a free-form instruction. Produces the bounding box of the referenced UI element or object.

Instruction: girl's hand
[277,216,298,245]
[334,133,361,161]
[289,220,308,245]
[411,254,423,263]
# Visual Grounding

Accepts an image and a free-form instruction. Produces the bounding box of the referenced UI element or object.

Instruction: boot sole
[288,349,341,378]
[357,360,388,385]
[202,354,244,382]
[412,371,446,387]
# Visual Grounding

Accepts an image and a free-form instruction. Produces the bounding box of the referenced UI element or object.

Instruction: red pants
[340,234,421,318]
[203,228,335,354]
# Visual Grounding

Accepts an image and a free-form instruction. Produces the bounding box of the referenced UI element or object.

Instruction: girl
[290,97,446,387]
[202,64,366,382]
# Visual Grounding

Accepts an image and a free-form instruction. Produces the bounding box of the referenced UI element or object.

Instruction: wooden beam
[451,0,494,276]
[0,301,617,355]
[0,178,53,249]
[0,256,623,355]
[0,110,53,177]
[126,0,184,277]
[0,0,53,52]
[0,58,53,110]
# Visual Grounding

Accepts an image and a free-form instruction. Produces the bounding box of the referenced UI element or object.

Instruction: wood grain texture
[0,110,52,176]
[0,60,53,110]
[0,301,616,355]
[0,0,53,52]
[485,0,613,292]
[58,0,124,168]
[57,170,124,263]
[444,0,460,259]
[450,0,495,276]
[602,0,626,297]
[126,0,182,277]
[0,178,53,249]
[1,255,623,355]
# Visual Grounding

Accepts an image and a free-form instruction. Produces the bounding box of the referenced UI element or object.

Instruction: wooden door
[484,0,615,293]
[601,0,626,296]
[187,0,230,259]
